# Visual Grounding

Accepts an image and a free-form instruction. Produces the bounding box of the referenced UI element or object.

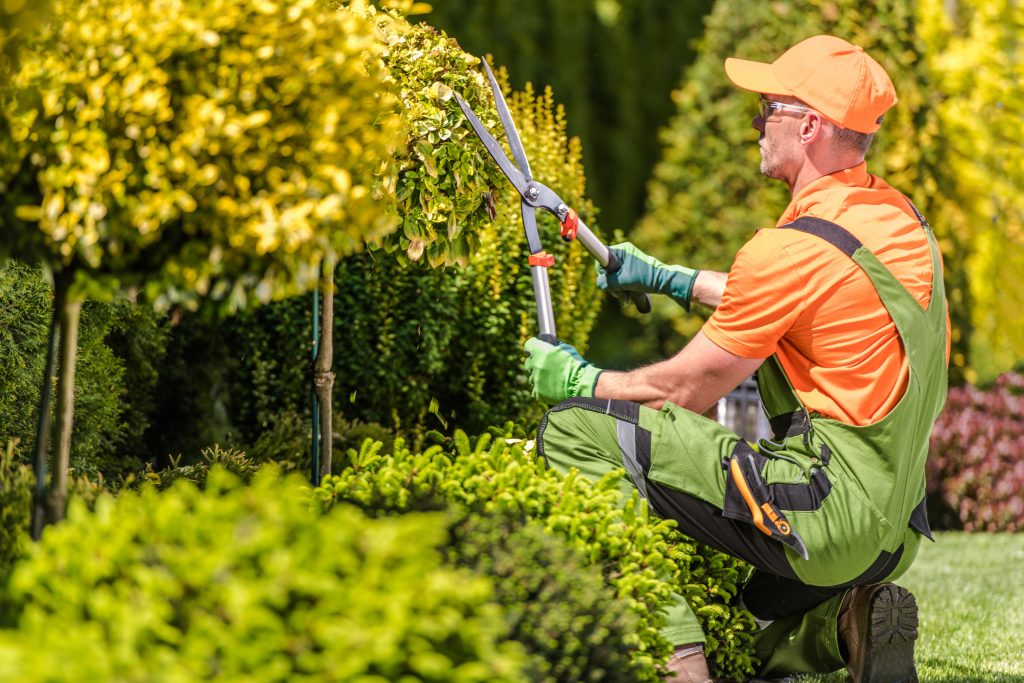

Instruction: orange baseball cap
[724,35,897,134]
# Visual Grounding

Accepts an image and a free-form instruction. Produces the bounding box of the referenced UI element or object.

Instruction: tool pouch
[721,441,810,559]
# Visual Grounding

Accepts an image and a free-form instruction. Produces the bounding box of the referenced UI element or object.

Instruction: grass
[797,532,1024,683]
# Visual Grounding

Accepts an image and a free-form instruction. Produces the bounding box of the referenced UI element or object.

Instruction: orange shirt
[703,163,950,425]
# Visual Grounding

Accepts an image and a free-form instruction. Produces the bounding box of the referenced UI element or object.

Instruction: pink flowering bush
[928,372,1024,532]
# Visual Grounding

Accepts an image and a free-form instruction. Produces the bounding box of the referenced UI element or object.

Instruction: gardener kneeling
[524,35,947,683]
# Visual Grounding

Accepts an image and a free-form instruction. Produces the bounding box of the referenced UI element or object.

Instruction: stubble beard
[759,136,783,180]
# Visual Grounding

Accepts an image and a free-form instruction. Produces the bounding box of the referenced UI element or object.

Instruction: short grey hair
[790,97,877,156]
[829,121,875,156]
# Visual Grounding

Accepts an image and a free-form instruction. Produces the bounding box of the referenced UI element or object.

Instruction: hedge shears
[456,61,650,344]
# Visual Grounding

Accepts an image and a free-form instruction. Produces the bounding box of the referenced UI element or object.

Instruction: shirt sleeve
[703,229,807,359]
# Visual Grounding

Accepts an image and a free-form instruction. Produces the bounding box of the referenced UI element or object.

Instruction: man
[524,35,948,683]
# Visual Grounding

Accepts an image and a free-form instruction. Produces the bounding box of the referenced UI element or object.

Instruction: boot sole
[858,584,919,683]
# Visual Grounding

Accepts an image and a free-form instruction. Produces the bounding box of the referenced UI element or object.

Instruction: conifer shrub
[314,428,759,681]
[927,372,1024,531]
[0,468,529,682]
[0,259,167,478]
[0,443,32,580]
[122,445,261,491]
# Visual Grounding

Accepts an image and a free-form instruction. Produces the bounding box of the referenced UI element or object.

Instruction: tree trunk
[45,282,81,525]
[313,255,336,479]
[30,302,61,540]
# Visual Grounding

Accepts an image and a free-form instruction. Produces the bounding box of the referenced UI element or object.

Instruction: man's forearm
[691,270,728,309]
[593,362,679,411]
[592,331,762,414]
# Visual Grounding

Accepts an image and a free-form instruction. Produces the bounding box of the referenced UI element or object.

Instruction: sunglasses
[759,96,813,120]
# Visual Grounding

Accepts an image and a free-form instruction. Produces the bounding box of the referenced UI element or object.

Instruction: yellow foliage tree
[918,0,1024,382]
[0,0,403,526]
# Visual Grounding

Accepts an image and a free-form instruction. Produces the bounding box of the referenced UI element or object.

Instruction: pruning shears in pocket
[455,60,651,344]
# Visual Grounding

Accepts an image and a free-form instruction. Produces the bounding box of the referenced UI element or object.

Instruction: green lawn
[797,532,1024,683]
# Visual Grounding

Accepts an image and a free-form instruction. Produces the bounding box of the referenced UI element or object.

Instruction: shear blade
[483,60,532,182]
[454,93,528,195]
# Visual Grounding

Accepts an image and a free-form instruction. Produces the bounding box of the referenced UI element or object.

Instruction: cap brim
[724,57,789,96]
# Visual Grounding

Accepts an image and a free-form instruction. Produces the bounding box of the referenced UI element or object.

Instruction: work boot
[838,583,919,683]
[666,643,713,683]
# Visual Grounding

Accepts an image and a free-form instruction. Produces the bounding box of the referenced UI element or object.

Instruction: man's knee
[538,400,618,476]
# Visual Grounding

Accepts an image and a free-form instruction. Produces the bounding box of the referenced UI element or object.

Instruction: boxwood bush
[446,510,644,682]
[928,371,1024,531]
[314,428,759,681]
[0,468,530,682]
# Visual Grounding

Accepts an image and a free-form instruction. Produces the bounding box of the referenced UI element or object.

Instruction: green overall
[537,210,948,675]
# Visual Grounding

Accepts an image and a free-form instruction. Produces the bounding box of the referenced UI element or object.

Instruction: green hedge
[447,510,643,682]
[315,428,759,681]
[0,468,530,682]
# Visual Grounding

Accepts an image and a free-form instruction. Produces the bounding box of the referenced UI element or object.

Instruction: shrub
[330,30,604,430]
[314,428,759,681]
[0,468,528,681]
[0,441,105,580]
[244,408,397,477]
[448,510,643,682]
[122,445,262,492]
[927,372,1024,532]
[0,0,404,311]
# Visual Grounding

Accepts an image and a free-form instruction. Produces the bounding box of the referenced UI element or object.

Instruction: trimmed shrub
[314,428,759,681]
[927,372,1024,532]
[0,0,404,311]
[448,510,644,682]
[0,468,528,681]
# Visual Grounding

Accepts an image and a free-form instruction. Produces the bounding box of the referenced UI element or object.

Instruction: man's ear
[799,112,825,145]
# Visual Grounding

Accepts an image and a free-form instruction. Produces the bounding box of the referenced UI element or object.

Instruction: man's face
[753,94,809,182]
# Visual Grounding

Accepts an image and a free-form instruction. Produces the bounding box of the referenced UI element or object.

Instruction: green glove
[596,242,698,311]
[523,337,603,404]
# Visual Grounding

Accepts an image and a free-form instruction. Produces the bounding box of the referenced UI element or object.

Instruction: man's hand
[596,242,698,311]
[523,337,603,404]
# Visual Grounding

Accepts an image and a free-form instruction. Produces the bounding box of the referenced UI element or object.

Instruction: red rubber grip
[528,251,555,267]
